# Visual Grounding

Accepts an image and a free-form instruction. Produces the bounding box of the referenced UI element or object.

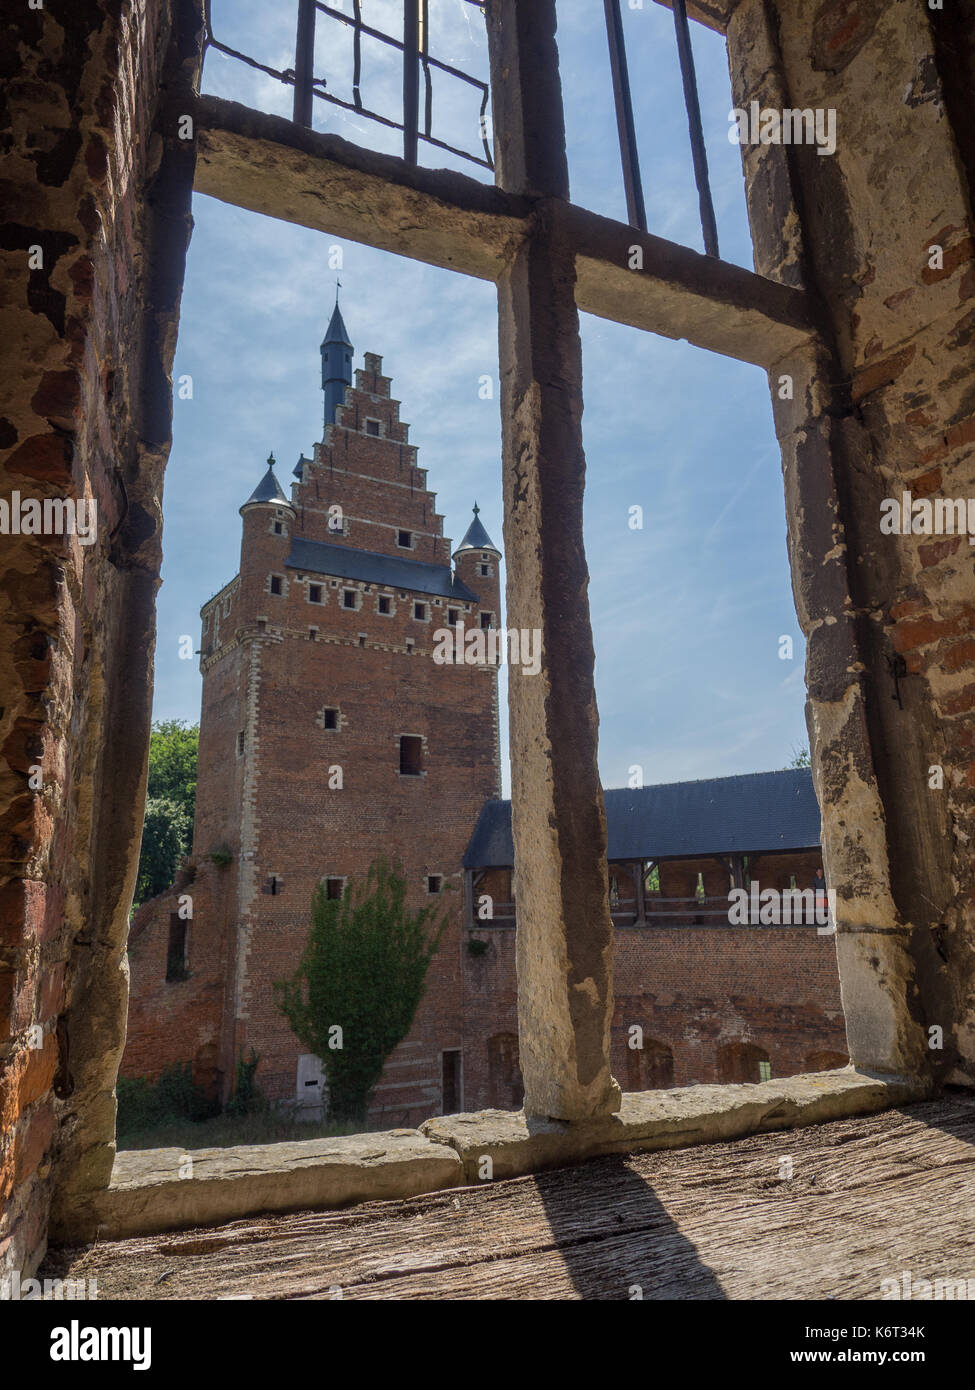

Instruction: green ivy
[275,857,446,1123]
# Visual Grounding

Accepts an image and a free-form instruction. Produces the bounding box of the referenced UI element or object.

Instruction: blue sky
[154,0,808,793]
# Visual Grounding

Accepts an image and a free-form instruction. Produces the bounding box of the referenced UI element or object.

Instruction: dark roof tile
[463,769,821,867]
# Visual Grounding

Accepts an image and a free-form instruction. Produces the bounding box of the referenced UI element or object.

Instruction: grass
[116,1108,368,1151]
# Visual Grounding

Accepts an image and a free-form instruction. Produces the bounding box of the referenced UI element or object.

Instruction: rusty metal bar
[403,0,420,164]
[420,0,433,142]
[672,0,719,257]
[293,0,316,127]
[350,0,363,110]
[602,0,647,232]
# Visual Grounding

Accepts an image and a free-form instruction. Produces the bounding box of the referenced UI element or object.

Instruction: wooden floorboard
[49,1095,975,1300]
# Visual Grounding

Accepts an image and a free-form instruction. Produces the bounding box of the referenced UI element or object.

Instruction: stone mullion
[488,0,619,1120]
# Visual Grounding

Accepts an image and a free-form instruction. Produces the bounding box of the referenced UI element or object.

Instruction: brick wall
[0,0,199,1274]
[462,916,847,1108]
[124,354,502,1126]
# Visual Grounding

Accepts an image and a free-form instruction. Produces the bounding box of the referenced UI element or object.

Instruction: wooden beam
[192,95,821,367]
[192,95,529,283]
[564,202,822,368]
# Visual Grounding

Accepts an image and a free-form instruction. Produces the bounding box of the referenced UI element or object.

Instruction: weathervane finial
[472,500,480,517]
[267,452,276,468]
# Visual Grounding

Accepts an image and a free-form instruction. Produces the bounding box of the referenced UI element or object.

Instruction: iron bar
[203,0,493,171]
[672,0,720,257]
[350,0,363,110]
[403,0,420,164]
[293,0,316,127]
[602,0,647,233]
[420,0,433,141]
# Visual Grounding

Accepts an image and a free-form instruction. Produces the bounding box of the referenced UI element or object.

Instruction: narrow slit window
[400,735,423,776]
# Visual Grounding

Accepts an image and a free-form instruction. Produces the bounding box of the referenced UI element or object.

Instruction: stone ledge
[419,1069,927,1181]
[69,1129,464,1242]
[57,1071,926,1242]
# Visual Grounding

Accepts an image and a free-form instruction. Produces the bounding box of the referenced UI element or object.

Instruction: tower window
[447,608,459,626]
[480,564,490,576]
[325,877,345,901]
[413,602,428,621]
[165,914,188,982]
[308,584,322,604]
[236,730,245,757]
[399,735,423,776]
[322,707,339,731]
[480,611,493,630]
[342,589,357,609]
[365,419,381,436]
[378,595,392,615]
[273,521,283,535]
[397,530,413,549]
[427,875,443,895]
[269,575,282,596]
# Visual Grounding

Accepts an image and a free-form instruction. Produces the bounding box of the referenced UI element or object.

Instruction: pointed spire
[454,503,499,556]
[241,453,292,510]
[321,292,353,430]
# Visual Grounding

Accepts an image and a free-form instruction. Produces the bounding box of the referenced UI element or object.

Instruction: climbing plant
[274,858,447,1123]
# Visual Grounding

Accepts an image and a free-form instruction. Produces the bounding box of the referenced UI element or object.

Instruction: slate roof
[455,509,499,554]
[322,301,352,348]
[285,536,479,600]
[243,462,290,507]
[463,768,821,867]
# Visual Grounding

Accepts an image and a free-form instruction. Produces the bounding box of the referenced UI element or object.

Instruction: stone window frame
[45,1,964,1234]
[268,573,286,598]
[413,600,430,622]
[363,416,382,437]
[341,587,360,611]
[307,581,324,605]
[446,607,460,626]
[427,873,444,895]
[377,593,395,617]
[322,875,346,901]
[396,528,414,550]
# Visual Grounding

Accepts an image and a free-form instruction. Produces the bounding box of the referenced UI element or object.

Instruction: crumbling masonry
[1,0,974,1279]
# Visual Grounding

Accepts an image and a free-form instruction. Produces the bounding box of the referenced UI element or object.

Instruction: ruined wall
[726,0,975,1083]
[462,919,846,1105]
[0,0,198,1272]
[123,859,231,1096]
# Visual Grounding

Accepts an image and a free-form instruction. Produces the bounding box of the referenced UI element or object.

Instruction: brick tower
[175,303,502,1123]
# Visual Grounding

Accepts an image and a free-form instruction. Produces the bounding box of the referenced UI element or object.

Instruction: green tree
[275,858,447,1122]
[134,721,198,905]
[785,744,811,769]
[136,796,192,904]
